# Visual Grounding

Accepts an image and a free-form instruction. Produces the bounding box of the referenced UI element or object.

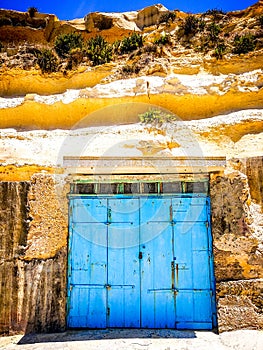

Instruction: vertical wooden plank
[68,198,107,328]
[107,198,140,327]
[140,197,175,328]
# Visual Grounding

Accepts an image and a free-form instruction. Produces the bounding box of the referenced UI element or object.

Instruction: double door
[67,195,216,329]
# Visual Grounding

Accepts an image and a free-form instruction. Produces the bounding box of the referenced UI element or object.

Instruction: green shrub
[233,34,255,54]
[139,109,176,126]
[66,47,84,70]
[28,7,38,18]
[204,8,225,20]
[208,22,221,43]
[122,63,141,75]
[199,19,206,32]
[159,11,176,25]
[120,32,144,54]
[183,15,199,35]
[214,42,226,59]
[86,35,112,66]
[54,32,83,58]
[154,33,171,45]
[37,49,58,73]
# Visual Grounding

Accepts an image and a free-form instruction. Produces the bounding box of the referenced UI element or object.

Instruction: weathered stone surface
[210,171,263,281]
[15,250,67,333]
[0,180,67,334]
[216,279,263,332]
[241,157,263,211]
[136,4,168,29]
[0,182,29,262]
[0,10,57,45]
[25,174,68,260]
[211,168,263,333]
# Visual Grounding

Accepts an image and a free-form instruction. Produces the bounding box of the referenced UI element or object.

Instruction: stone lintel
[63,156,226,175]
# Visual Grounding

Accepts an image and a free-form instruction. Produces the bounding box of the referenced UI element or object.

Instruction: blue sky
[0,1,257,20]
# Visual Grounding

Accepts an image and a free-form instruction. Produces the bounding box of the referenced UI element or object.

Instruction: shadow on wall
[18,329,197,344]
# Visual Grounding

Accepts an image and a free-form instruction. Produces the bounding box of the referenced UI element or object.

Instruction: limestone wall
[0,163,262,334]
[0,176,67,334]
[210,164,263,332]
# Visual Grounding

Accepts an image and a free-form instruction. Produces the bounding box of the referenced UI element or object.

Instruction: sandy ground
[0,329,262,350]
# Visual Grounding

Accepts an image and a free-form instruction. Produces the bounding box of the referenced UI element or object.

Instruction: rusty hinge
[107,307,110,316]
[139,252,143,260]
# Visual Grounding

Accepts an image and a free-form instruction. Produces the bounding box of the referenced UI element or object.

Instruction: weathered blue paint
[107,199,140,327]
[67,194,216,329]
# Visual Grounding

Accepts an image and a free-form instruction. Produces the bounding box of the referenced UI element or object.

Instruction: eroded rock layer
[0,1,263,335]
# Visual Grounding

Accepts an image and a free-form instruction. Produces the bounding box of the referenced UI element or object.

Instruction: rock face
[216,279,263,332]
[0,2,263,336]
[0,10,57,44]
[136,4,168,29]
[0,178,67,334]
[242,157,263,211]
[210,167,263,332]
[84,11,139,32]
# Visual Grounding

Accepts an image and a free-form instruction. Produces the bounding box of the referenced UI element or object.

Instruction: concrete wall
[0,161,262,334]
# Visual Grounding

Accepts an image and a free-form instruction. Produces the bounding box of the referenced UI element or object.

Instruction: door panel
[68,286,107,328]
[173,223,192,290]
[140,222,175,328]
[72,198,107,223]
[68,194,215,330]
[140,197,172,223]
[172,197,207,222]
[70,223,107,285]
[176,290,212,329]
[108,222,140,327]
[68,217,107,328]
[108,198,139,223]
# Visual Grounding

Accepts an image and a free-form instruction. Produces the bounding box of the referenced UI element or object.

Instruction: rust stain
[176,263,179,285]
[171,261,175,289]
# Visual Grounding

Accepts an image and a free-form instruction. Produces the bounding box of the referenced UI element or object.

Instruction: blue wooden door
[67,194,216,329]
[107,198,140,327]
[172,197,214,329]
[140,197,176,328]
[68,198,108,328]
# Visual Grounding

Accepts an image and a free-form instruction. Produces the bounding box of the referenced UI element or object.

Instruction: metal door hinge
[139,252,143,259]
